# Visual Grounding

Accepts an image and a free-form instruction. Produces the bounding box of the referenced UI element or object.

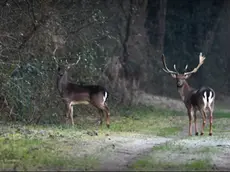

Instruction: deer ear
[184,74,191,79]
[171,74,177,78]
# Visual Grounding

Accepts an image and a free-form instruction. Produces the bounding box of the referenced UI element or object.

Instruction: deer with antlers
[55,57,110,128]
[161,53,215,136]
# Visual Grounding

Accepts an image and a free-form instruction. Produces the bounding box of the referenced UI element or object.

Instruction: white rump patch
[208,91,214,107]
[103,91,108,103]
[203,91,214,110]
[202,91,208,109]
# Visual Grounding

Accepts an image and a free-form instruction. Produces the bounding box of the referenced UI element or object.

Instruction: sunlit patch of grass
[94,105,186,136]
[185,159,211,170]
[156,126,182,136]
[214,111,230,119]
[130,157,212,171]
[101,114,184,136]
[0,124,99,171]
[129,134,224,171]
[0,137,98,171]
[130,141,214,171]
[37,105,187,137]
[211,111,230,132]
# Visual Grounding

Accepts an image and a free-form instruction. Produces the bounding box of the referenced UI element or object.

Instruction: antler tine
[52,46,59,69]
[67,56,81,70]
[75,56,81,65]
[173,64,179,73]
[184,64,188,71]
[184,52,206,75]
[52,56,58,65]
[161,54,178,74]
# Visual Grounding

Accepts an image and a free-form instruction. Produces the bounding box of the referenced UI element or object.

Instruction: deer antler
[184,64,188,71]
[173,64,179,73]
[52,46,59,69]
[161,54,178,74]
[184,52,206,75]
[67,56,81,69]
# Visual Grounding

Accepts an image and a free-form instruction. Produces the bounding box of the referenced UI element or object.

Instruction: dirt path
[90,131,230,171]
[96,134,172,171]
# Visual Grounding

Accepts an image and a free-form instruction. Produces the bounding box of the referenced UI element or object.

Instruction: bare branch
[0,0,8,7]
[18,15,50,49]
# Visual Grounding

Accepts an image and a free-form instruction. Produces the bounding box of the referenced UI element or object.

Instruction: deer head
[53,55,81,95]
[161,52,206,88]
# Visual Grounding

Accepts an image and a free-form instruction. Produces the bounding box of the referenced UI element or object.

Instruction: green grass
[99,105,186,136]
[129,141,216,171]
[0,105,230,171]
[0,105,186,170]
[130,158,212,171]
[129,131,229,171]
[214,111,230,118]
[0,137,98,171]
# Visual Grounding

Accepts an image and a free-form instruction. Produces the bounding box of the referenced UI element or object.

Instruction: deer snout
[177,80,184,87]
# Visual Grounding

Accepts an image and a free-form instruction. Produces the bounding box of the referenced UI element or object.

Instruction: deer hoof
[200,132,204,136]
[209,133,212,136]
[195,132,199,136]
[106,124,110,129]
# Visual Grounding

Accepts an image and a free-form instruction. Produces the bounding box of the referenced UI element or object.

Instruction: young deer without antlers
[56,57,110,128]
[161,53,215,136]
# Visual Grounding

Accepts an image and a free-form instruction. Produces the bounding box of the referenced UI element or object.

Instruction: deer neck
[177,81,193,102]
[57,71,69,94]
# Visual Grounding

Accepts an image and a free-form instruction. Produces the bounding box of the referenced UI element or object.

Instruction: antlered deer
[161,53,215,136]
[56,57,110,128]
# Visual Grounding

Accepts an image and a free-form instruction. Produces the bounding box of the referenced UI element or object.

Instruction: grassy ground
[0,105,230,171]
[129,109,230,171]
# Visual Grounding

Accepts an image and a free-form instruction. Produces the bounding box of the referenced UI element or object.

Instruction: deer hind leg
[91,93,110,128]
[92,103,110,128]
[68,104,74,126]
[200,110,206,135]
[193,109,199,136]
[95,104,110,128]
[97,109,104,125]
[209,110,213,136]
[97,105,110,128]
[104,103,110,128]
[208,105,214,136]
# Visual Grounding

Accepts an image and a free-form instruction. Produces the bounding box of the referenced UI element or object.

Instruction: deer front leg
[64,103,70,124]
[187,109,192,136]
[200,110,206,135]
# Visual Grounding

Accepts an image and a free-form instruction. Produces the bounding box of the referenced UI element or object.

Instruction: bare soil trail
[92,93,230,171]
[96,134,172,171]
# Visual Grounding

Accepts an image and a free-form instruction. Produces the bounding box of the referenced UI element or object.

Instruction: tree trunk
[157,0,167,95]
[119,0,150,104]
[157,0,167,53]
